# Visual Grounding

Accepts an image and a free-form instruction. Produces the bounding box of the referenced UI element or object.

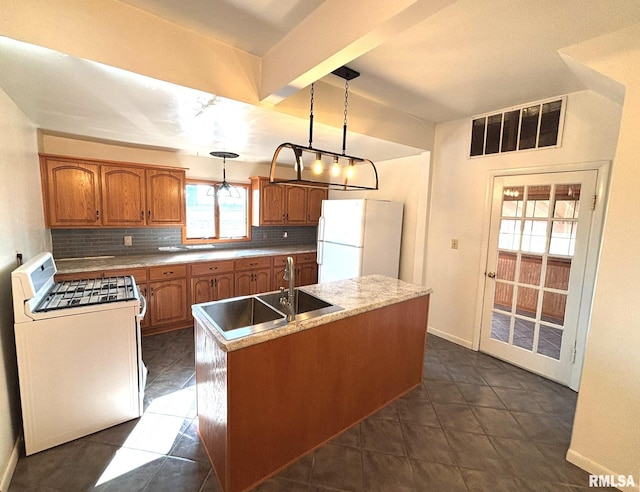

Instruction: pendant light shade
[268,66,378,191]
[210,151,240,198]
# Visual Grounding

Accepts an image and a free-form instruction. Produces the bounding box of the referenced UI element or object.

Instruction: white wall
[426,89,622,348]
[560,24,640,487]
[0,89,50,490]
[329,152,431,284]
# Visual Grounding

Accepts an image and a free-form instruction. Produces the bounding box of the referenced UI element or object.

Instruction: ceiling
[1,0,640,164]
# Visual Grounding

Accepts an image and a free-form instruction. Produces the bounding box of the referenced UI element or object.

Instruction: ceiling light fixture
[269,66,378,191]
[209,151,240,198]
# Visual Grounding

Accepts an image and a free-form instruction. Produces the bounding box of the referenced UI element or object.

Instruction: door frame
[472,161,610,390]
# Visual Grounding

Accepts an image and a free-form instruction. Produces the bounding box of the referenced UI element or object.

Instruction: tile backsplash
[51,226,317,259]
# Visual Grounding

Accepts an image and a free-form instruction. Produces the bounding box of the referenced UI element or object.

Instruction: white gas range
[11,252,147,455]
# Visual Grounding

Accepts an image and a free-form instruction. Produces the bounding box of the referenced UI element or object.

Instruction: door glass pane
[515,286,538,318]
[522,220,547,253]
[518,255,542,285]
[491,312,511,342]
[525,185,551,217]
[494,282,513,311]
[499,219,521,250]
[497,252,516,281]
[501,109,520,152]
[513,319,535,351]
[502,187,524,216]
[538,100,562,148]
[554,184,581,219]
[519,105,540,150]
[544,257,571,290]
[470,118,486,156]
[538,325,563,360]
[549,221,577,256]
[485,114,502,154]
[542,291,567,325]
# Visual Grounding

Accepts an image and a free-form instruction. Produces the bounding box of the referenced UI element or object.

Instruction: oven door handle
[137,288,147,320]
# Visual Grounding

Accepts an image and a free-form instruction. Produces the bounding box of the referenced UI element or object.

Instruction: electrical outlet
[451,239,459,249]
[124,235,133,246]
[283,231,288,238]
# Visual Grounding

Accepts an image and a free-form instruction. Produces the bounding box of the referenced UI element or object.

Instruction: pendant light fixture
[269,66,378,191]
[209,151,240,198]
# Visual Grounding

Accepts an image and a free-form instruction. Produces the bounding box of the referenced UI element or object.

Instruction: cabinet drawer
[234,256,271,271]
[106,267,148,284]
[149,265,187,281]
[272,255,291,268]
[191,260,235,277]
[296,253,317,264]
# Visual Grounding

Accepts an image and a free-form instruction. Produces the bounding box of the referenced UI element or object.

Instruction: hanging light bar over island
[269,66,379,191]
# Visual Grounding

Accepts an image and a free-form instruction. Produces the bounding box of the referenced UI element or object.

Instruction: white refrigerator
[317,199,403,283]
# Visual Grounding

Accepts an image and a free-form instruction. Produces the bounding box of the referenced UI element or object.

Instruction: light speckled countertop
[193,275,433,352]
[55,245,317,273]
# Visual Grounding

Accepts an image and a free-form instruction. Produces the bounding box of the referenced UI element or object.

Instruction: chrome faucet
[279,256,296,321]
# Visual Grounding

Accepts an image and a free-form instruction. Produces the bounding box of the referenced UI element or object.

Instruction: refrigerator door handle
[317,241,323,265]
[317,216,325,241]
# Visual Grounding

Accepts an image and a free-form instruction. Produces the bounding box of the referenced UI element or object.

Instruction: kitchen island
[192,275,432,492]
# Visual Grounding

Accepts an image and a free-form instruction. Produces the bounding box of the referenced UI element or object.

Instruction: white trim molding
[0,435,21,492]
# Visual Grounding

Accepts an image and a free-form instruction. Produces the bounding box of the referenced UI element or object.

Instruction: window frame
[469,95,566,158]
[182,178,252,245]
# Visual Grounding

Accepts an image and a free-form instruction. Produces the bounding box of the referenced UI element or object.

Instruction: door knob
[487,271,496,278]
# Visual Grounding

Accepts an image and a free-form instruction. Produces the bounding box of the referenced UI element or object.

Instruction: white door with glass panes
[479,171,597,386]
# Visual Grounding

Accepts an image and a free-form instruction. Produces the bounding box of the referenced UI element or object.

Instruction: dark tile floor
[9,328,602,491]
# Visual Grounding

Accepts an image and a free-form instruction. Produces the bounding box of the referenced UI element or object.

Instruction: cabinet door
[234,271,254,297]
[254,268,271,294]
[298,263,318,287]
[149,279,188,325]
[260,182,286,225]
[101,165,146,226]
[191,277,215,305]
[285,186,307,224]
[273,265,287,291]
[215,273,235,301]
[43,159,101,227]
[307,188,327,224]
[146,169,185,225]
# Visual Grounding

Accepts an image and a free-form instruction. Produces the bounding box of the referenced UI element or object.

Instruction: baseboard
[566,448,638,491]
[0,436,21,492]
[427,326,474,350]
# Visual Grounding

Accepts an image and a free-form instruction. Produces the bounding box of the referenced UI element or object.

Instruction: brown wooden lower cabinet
[194,294,430,492]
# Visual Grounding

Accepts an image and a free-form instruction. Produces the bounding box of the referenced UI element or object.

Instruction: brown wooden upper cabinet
[250,177,327,226]
[40,155,185,228]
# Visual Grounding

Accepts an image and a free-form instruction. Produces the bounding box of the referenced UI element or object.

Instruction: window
[182,180,250,244]
[469,97,565,157]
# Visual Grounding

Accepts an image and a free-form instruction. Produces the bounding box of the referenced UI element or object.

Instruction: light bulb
[330,158,340,177]
[312,153,323,175]
[345,165,355,180]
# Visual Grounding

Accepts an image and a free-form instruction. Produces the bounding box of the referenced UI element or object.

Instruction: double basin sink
[197,288,343,341]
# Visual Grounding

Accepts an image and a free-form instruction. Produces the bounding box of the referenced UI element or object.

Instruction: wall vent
[469,96,566,157]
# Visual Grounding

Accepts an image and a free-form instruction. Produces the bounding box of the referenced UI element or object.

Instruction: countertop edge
[54,245,317,273]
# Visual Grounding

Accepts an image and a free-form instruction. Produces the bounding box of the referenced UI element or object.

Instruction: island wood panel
[196,294,429,492]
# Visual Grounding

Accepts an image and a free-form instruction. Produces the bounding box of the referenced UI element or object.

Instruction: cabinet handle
[249,262,257,266]
[210,279,214,287]
[96,210,100,220]
[214,278,218,287]
[164,271,174,275]
[282,214,286,221]
[150,287,154,296]
[209,266,218,270]
[148,210,151,219]
[141,211,144,219]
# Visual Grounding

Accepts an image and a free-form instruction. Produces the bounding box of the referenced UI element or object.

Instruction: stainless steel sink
[197,296,287,340]
[258,288,343,321]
